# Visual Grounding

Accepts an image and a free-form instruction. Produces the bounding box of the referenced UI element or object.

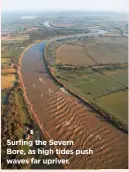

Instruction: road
[21,36,128,169]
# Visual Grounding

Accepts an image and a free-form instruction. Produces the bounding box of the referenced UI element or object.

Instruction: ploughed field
[21,42,128,169]
[57,44,94,65]
[57,36,128,65]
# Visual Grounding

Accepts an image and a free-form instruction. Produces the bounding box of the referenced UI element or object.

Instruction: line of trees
[1,91,24,169]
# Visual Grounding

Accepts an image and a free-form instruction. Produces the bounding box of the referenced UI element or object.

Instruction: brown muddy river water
[21,42,128,169]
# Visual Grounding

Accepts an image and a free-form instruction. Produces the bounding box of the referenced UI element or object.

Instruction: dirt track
[21,42,128,169]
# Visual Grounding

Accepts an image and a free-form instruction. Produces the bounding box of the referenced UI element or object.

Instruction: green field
[1,57,11,64]
[56,66,128,124]
[57,67,126,98]
[2,48,22,59]
[108,70,128,85]
[87,43,127,64]
[96,91,128,124]
[15,90,30,124]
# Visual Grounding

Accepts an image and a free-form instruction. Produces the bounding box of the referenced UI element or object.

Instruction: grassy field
[105,70,128,85]
[57,44,95,65]
[1,57,11,64]
[1,68,17,74]
[96,91,128,124]
[2,48,22,58]
[2,50,22,65]
[15,90,30,124]
[56,36,128,66]
[1,37,32,104]
[1,74,16,89]
[51,36,128,125]
[1,45,8,52]
[75,38,95,45]
[2,35,29,42]
[87,43,127,64]
[55,66,128,124]
[57,67,125,98]
[98,36,128,49]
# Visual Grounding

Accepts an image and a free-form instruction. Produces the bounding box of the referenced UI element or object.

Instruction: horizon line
[2,9,128,14]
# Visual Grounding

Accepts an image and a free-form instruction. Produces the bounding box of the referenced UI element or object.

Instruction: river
[44,21,51,27]
[21,34,128,169]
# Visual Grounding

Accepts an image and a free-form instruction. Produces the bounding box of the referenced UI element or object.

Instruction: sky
[2,0,129,13]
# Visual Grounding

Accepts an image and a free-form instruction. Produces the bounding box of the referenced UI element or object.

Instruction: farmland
[1,57,11,64]
[1,43,22,91]
[47,34,128,126]
[57,36,128,66]
[1,68,17,74]
[1,74,16,89]
[86,43,127,64]
[1,32,32,104]
[57,44,94,65]
[1,46,23,64]
[105,69,128,85]
[1,35,29,42]
[51,64,128,125]
[96,91,128,124]
[55,67,125,97]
